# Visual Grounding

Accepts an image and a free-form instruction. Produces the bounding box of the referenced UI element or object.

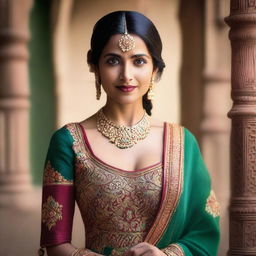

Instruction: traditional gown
[40,122,220,256]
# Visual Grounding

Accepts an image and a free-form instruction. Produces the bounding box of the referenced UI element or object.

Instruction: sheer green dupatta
[145,124,220,256]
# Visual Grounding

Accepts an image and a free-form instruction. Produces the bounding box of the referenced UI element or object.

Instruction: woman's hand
[124,242,166,256]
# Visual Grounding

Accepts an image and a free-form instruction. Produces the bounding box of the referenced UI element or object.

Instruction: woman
[39,11,220,256]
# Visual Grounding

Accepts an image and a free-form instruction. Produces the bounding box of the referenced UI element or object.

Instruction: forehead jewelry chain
[118,16,135,52]
[96,108,150,149]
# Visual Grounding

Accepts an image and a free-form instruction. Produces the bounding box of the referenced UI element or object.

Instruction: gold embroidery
[71,248,95,256]
[66,123,91,165]
[43,161,73,185]
[206,190,220,217]
[66,123,163,253]
[162,243,184,256]
[111,247,129,256]
[145,124,184,244]
[42,196,63,230]
[76,163,162,252]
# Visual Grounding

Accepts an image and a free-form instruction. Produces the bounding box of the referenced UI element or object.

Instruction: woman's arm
[46,244,103,256]
[40,127,76,251]
[46,243,76,256]
[40,127,104,256]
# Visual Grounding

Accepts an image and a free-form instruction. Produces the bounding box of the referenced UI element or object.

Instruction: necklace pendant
[96,108,150,149]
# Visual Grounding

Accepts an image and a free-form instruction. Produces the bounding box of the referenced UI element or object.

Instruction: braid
[143,93,153,116]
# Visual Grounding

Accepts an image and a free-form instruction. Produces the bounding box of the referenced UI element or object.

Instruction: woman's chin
[107,95,143,106]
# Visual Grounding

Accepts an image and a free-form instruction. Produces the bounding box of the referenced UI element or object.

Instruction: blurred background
[0,0,231,255]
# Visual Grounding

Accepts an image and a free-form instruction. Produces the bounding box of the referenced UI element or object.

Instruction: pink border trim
[144,124,184,245]
[77,122,166,173]
[160,122,168,206]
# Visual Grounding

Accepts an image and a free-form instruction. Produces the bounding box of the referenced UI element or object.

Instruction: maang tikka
[118,15,135,52]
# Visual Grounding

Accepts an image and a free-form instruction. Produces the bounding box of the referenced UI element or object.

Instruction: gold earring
[147,77,155,100]
[95,74,101,100]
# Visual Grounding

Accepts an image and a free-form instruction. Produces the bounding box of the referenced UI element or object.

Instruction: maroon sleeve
[40,128,75,247]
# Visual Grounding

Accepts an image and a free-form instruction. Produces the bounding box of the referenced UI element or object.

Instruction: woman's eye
[106,58,119,65]
[134,58,147,65]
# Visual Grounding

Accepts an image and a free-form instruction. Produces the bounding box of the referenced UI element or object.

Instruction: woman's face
[97,34,157,105]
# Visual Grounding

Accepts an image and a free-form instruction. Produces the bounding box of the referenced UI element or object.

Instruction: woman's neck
[102,100,146,126]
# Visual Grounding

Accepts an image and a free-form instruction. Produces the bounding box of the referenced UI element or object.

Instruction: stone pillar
[225,0,256,255]
[0,0,33,206]
[201,1,231,254]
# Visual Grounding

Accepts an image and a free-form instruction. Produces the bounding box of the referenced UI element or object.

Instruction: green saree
[151,124,220,255]
[40,122,220,256]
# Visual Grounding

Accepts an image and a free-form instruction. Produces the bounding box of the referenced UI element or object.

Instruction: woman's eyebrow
[103,53,120,58]
[131,54,150,59]
[103,53,150,59]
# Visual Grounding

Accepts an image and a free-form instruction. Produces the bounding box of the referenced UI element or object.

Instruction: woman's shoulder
[149,117,166,130]
[50,114,98,146]
[162,122,199,146]
[48,118,88,146]
[50,113,96,136]
[150,119,193,140]
[79,113,97,130]
[48,125,75,147]
[164,122,195,136]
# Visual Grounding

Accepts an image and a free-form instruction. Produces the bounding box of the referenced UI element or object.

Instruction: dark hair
[87,11,165,115]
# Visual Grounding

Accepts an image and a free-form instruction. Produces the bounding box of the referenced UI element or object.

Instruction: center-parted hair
[87,11,165,115]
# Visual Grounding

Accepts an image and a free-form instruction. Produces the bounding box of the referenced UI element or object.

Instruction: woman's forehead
[101,34,150,56]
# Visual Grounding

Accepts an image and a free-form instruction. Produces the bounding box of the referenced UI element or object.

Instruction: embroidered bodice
[40,122,220,256]
[68,123,163,255]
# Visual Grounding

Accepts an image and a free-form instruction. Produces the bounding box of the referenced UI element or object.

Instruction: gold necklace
[96,108,150,149]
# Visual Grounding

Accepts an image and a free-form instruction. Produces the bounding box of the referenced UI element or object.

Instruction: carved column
[225,1,256,255]
[0,0,33,205]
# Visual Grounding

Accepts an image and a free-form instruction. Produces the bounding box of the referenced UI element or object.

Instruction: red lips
[116,85,137,92]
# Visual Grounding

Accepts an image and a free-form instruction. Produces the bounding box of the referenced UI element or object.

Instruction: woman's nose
[119,63,133,82]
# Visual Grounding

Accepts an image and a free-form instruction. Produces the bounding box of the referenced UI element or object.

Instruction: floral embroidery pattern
[42,196,63,230]
[205,190,220,217]
[162,243,184,256]
[66,121,163,255]
[43,161,73,185]
[75,162,162,253]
